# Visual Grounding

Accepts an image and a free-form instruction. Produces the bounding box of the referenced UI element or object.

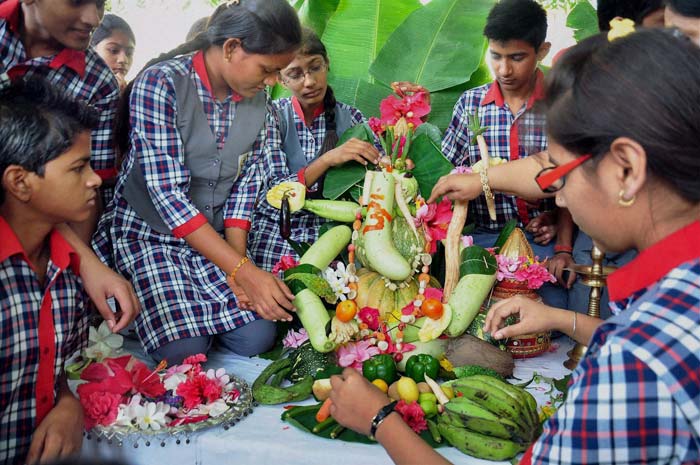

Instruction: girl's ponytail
[319,85,338,155]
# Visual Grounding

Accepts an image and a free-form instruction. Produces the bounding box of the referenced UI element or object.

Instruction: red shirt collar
[0,216,80,274]
[481,69,545,110]
[192,50,243,103]
[0,0,86,77]
[291,96,325,126]
[608,221,700,302]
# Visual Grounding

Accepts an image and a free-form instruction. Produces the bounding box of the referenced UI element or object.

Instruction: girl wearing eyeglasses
[233,28,380,272]
[428,28,700,464]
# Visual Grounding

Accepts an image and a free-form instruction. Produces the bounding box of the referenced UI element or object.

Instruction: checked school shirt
[442,70,552,232]
[0,0,120,206]
[0,217,88,465]
[524,221,700,465]
[93,51,266,353]
[244,96,366,271]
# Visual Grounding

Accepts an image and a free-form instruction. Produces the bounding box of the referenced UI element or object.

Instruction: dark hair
[544,28,700,203]
[186,16,210,42]
[483,0,548,50]
[115,0,301,157]
[596,0,664,30]
[295,27,337,155]
[0,77,99,204]
[90,13,136,46]
[666,0,700,17]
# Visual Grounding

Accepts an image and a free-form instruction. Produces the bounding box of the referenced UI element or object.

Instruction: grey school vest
[122,73,266,234]
[278,102,355,173]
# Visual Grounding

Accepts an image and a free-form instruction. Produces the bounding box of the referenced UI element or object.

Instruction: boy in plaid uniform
[0,78,100,464]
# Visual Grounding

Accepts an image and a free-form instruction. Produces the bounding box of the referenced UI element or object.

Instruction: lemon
[371,379,389,393]
[417,303,453,342]
[396,376,420,403]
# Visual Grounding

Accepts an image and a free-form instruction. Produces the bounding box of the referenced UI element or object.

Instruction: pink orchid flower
[379,91,430,128]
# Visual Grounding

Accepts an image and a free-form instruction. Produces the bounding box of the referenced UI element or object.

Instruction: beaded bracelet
[228,256,250,283]
[479,170,495,200]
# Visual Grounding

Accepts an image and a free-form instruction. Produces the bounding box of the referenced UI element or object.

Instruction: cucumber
[303,200,360,223]
[445,273,496,337]
[361,172,412,281]
[299,225,351,270]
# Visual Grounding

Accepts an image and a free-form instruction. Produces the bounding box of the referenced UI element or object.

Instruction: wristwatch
[368,400,398,440]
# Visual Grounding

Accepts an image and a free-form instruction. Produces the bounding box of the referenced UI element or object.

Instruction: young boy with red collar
[0,0,119,236]
[0,78,101,464]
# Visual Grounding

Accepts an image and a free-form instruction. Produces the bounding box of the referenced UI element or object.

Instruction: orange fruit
[421,298,444,320]
[335,300,358,322]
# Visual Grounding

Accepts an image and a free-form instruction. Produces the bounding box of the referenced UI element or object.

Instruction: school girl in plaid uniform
[0,0,119,211]
[94,0,301,364]
[1,78,100,465]
[241,28,379,272]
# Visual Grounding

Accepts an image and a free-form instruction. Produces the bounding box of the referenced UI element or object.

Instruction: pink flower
[367,117,385,136]
[358,307,381,331]
[514,260,556,289]
[183,354,207,365]
[424,287,443,302]
[379,92,430,128]
[381,334,415,355]
[282,328,309,349]
[395,400,427,434]
[336,340,380,370]
[176,374,223,410]
[451,165,473,175]
[272,255,299,274]
[496,255,527,281]
[415,198,453,253]
[461,235,474,247]
[79,390,122,429]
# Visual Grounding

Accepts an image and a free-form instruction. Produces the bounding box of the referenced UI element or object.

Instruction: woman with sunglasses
[233,28,380,272]
[427,28,700,463]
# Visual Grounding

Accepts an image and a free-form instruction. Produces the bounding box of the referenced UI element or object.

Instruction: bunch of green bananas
[437,375,542,461]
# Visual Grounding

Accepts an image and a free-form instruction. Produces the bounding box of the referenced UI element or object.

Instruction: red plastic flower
[79,390,122,429]
[379,92,430,128]
[271,255,299,274]
[395,400,428,434]
[415,198,453,253]
[358,307,381,331]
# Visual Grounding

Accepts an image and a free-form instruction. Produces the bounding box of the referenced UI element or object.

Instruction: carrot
[315,398,333,423]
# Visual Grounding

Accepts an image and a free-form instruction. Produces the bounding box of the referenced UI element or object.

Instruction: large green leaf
[413,122,443,146]
[321,123,374,200]
[459,245,497,277]
[322,0,421,81]
[297,0,340,36]
[329,77,391,120]
[270,83,291,101]
[369,0,493,92]
[408,134,454,199]
[567,0,598,43]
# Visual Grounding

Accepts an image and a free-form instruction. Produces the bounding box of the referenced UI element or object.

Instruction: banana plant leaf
[369,0,493,92]
[270,83,291,101]
[329,77,392,120]
[407,134,454,199]
[296,0,340,36]
[492,219,517,252]
[322,0,421,82]
[413,122,443,146]
[322,123,376,200]
[567,0,598,42]
[459,245,497,277]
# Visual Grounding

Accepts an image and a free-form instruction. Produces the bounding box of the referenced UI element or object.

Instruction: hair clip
[608,17,635,42]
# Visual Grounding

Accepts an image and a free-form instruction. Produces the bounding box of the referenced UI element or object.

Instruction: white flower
[114,395,142,427]
[163,372,188,391]
[135,401,170,431]
[84,321,123,361]
[323,264,352,302]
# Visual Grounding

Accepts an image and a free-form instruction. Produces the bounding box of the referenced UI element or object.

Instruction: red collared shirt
[0,0,119,198]
[442,70,551,230]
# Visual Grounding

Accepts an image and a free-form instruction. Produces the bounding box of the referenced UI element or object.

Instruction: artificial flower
[415,197,453,253]
[395,400,427,434]
[358,307,380,331]
[84,321,124,361]
[272,255,299,274]
[336,340,380,370]
[282,327,309,349]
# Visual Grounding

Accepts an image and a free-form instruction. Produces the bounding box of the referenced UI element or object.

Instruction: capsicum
[362,354,397,384]
[405,354,440,384]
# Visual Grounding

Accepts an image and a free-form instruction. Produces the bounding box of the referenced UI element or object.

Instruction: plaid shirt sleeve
[441,90,475,166]
[128,67,206,236]
[87,70,119,179]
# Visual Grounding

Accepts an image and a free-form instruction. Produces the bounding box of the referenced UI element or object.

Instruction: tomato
[335,300,358,322]
[421,298,444,320]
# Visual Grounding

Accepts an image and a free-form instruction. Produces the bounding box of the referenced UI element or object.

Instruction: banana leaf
[322,0,421,81]
[329,76,392,120]
[413,122,443,146]
[567,0,598,42]
[322,123,375,200]
[297,0,340,36]
[407,134,454,199]
[459,245,497,277]
[369,0,493,92]
[270,83,291,101]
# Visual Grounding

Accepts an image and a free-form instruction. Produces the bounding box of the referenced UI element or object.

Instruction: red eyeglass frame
[535,154,592,192]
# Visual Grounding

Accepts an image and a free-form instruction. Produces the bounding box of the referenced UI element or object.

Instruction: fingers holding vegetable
[483,295,555,340]
[329,368,390,436]
[236,263,295,321]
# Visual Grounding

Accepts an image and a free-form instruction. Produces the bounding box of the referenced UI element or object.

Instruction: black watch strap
[368,400,398,440]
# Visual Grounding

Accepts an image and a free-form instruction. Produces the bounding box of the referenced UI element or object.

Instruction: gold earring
[618,190,636,207]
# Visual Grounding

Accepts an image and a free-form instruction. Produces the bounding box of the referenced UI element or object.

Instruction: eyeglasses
[535,154,592,193]
[279,62,327,86]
